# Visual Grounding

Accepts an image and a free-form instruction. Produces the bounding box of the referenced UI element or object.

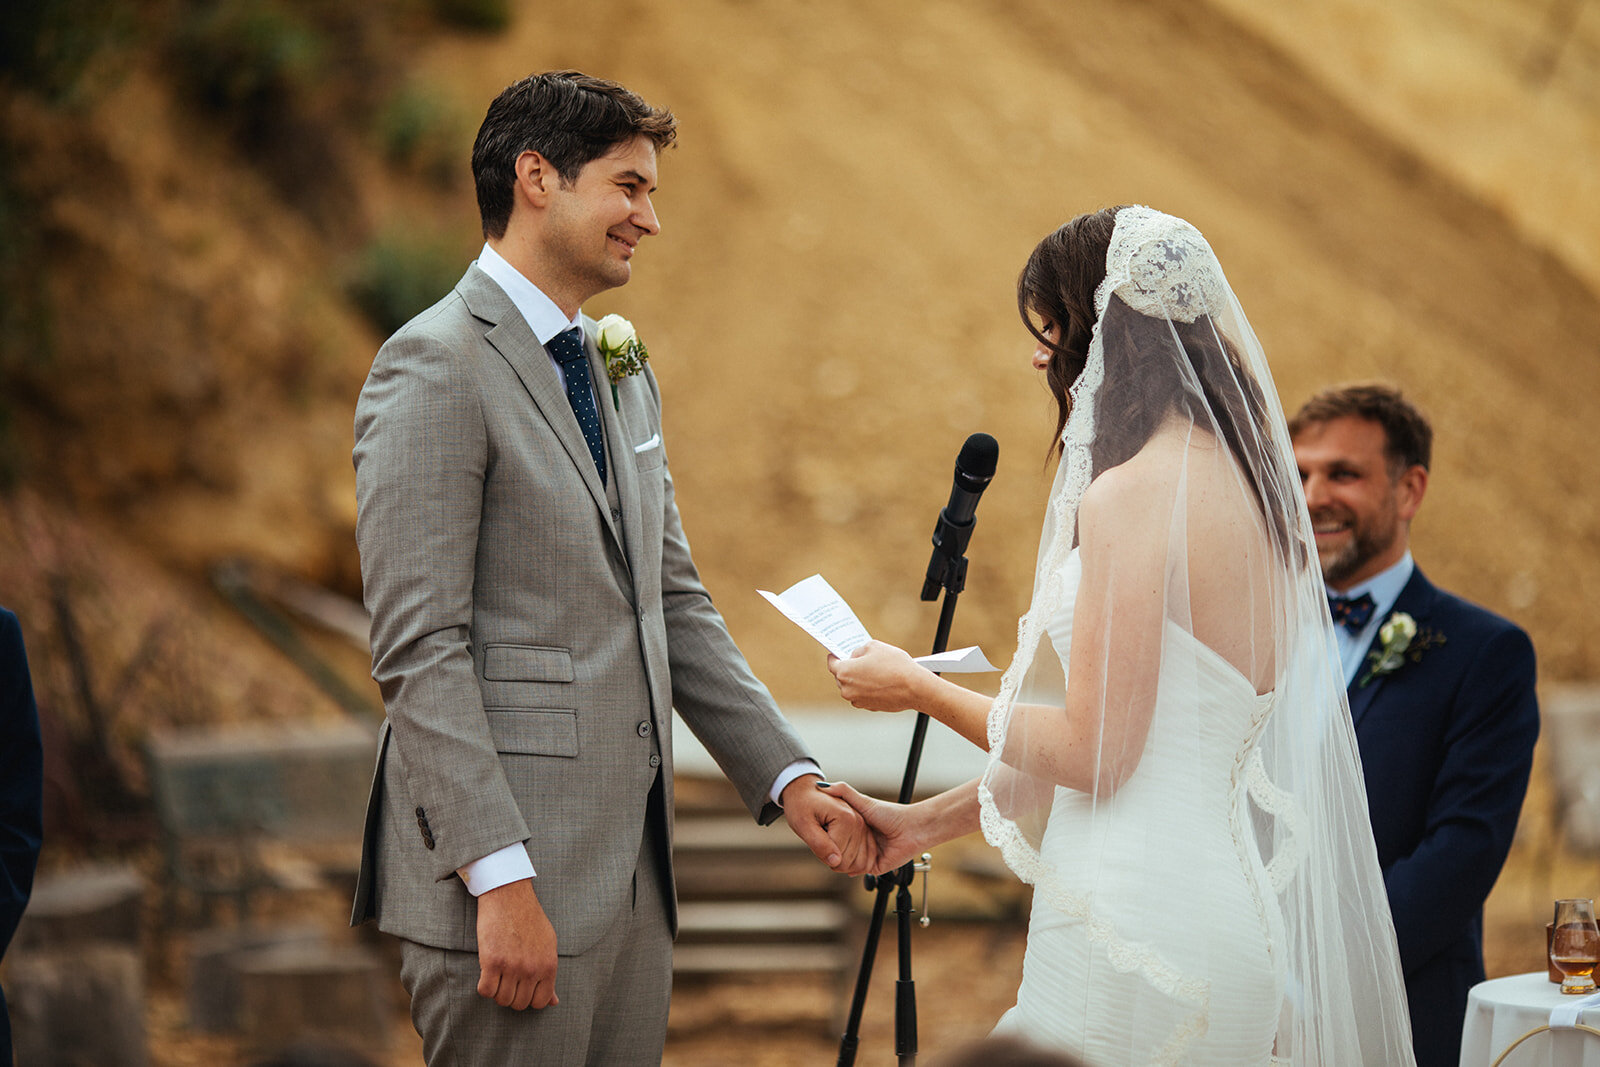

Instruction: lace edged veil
[978,207,1415,1064]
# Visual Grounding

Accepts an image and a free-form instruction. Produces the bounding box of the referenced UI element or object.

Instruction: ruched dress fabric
[993,550,1287,1065]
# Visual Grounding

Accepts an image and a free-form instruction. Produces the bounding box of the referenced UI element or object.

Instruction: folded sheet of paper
[758,574,997,673]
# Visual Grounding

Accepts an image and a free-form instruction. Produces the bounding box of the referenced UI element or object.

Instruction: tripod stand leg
[838,877,895,1066]
[895,877,918,1064]
[836,580,964,1065]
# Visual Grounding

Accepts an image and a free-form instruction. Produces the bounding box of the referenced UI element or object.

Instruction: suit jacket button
[421,832,435,850]
[648,754,660,768]
[637,721,652,737]
[415,806,426,819]
[611,507,622,522]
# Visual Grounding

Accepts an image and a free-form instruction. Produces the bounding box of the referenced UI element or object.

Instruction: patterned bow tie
[1328,593,1376,633]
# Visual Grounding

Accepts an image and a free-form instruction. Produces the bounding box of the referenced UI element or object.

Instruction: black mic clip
[921,510,973,601]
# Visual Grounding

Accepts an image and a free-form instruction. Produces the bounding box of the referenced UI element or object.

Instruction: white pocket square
[633,433,661,454]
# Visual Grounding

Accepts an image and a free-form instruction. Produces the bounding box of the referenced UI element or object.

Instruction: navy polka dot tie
[548,326,607,486]
[1328,592,1376,633]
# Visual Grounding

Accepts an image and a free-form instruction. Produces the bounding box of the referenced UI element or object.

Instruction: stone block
[11,864,145,953]
[7,942,147,1067]
[237,942,387,1057]
[184,923,325,1033]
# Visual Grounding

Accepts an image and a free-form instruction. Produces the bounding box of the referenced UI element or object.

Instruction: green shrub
[377,83,467,187]
[169,0,324,118]
[0,0,130,102]
[0,157,50,489]
[428,0,511,33]
[348,231,469,336]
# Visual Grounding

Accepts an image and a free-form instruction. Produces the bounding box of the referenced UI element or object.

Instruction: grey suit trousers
[399,782,673,1065]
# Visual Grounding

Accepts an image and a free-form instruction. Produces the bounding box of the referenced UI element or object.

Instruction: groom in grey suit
[351,71,870,1064]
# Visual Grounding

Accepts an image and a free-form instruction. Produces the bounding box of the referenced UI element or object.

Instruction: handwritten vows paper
[758,575,997,673]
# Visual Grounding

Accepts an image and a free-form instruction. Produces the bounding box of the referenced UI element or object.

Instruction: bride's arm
[817,778,984,876]
[828,644,995,750]
[831,464,1169,795]
[1006,463,1168,794]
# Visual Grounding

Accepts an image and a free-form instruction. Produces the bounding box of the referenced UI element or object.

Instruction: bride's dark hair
[1018,207,1121,455]
[1018,207,1297,559]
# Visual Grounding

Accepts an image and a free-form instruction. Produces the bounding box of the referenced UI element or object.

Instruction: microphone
[921,433,999,600]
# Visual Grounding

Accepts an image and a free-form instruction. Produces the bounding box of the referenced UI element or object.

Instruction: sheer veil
[978,207,1414,1064]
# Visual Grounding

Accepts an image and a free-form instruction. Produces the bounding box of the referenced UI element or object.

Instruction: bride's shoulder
[1079,455,1177,537]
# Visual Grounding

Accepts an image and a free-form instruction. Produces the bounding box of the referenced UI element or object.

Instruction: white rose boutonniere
[595,313,649,410]
[1358,610,1445,688]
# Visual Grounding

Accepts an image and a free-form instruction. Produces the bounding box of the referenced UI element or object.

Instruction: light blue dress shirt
[1329,552,1415,688]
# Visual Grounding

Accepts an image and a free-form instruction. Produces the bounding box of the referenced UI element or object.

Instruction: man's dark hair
[470,70,677,239]
[1288,383,1433,476]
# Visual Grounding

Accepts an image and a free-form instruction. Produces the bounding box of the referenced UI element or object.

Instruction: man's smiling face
[543,135,661,303]
[1293,414,1422,590]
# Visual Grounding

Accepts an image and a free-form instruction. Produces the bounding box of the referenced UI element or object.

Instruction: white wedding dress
[993,549,1288,1064]
[983,206,1413,1065]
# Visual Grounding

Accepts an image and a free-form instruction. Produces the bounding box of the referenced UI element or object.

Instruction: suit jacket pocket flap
[483,644,575,682]
[485,708,579,757]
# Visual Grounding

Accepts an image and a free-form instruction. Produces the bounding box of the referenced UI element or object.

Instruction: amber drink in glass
[1551,898,1600,995]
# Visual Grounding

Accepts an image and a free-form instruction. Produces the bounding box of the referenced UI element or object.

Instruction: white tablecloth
[1461,972,1600,1067]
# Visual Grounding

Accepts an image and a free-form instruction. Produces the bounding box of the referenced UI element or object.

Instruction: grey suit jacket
[350,264,811,956]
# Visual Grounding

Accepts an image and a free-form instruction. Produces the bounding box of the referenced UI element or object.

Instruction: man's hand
[475,878,559,1010]
[817,781,925,877]
[782,773,875,876]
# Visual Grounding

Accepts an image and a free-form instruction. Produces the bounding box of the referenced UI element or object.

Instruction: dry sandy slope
[415,0,1600,703]
[6,2,1596,1061]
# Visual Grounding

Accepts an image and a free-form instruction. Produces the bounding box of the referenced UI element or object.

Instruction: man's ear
[1395,464,1428,522]
[515,150,556,208]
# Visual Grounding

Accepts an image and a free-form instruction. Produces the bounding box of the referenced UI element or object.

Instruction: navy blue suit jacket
[0,608,43,1067]
[1348,567,1538,1067]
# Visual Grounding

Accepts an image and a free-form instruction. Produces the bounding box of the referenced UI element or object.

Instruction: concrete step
[671,942,854,976]
[676,900,852,944]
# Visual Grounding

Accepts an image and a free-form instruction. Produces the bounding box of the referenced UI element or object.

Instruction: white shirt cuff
[769,759,824,807]
[457,843,536,896]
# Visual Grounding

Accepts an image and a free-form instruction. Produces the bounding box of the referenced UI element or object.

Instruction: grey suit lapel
[458,268,624,551]
[586,320,646,580]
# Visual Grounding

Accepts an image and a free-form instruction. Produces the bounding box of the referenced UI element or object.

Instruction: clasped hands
[785,641,935,876]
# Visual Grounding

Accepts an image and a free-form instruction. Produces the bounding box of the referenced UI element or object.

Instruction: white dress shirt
[459,245,819,896]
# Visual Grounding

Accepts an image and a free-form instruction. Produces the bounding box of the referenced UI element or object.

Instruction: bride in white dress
[823,207,1415,1065]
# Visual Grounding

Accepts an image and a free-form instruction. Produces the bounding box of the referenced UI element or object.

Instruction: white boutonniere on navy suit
[1358,611,1447,688]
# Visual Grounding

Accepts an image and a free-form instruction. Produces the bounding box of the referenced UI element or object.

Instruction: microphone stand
[836,512,974,1067]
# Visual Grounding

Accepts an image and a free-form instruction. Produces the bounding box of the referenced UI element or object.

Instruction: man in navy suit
[1290,385,1539,1067]
[0,607,43,1067]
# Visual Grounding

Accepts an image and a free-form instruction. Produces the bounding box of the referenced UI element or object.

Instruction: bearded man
[1290,383,1539,1067]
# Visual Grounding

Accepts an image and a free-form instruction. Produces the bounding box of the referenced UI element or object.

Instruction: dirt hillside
[3,1,1596,1060]
[2,0,1596,765]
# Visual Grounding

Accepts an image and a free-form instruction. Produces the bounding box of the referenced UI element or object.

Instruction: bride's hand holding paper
[827,640,930,714]
[758,574,995,673]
